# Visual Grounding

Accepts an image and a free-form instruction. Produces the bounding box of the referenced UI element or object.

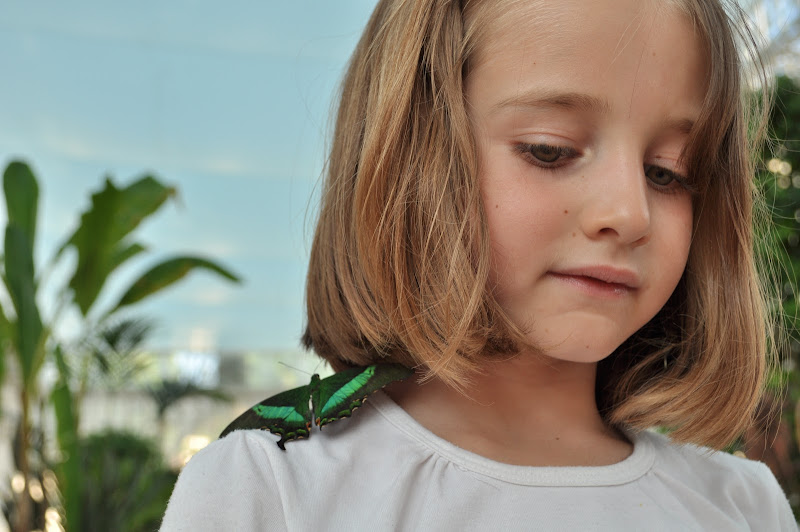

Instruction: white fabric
[161,391,797,531]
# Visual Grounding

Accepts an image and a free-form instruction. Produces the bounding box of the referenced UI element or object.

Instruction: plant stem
[13,386,31,532]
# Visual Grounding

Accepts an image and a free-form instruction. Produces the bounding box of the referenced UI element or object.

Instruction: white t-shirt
[161,391,796,531]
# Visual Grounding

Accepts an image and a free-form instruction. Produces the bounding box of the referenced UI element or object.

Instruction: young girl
[162,0,797,529]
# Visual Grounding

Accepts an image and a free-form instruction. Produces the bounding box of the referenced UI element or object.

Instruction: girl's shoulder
[639,429,795,527]
[161,394,406,531]
[160,429,289,531]
[643,428,777,483]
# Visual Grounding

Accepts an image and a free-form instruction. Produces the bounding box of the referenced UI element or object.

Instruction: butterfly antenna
[312,359,328,375]
[278,361,312,377]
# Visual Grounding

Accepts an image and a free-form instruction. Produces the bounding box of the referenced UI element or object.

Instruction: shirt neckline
[368,390,656,487]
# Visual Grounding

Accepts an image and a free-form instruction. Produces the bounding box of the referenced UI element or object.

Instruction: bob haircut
[303,0,774,449]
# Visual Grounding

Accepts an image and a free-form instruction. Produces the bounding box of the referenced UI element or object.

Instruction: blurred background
[0,1,798,531]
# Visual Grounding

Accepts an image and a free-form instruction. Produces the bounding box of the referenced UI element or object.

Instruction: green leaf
[112,176,177,239]
[51,346,82,532]
[78,430,176,532]
[0,302,10,406]
[67,176,176,315]
[111,256,241,312]
[110,242,147,272]
[149,379,231,420]
[3,161,39,253]
[100,317,154,354]
[4,225,43,386]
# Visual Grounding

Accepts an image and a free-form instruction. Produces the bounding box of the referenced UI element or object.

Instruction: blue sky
[0,2,378,351]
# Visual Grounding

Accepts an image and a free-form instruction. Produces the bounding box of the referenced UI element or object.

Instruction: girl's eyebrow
[491,89,611,116]
[490,89,697,134]
[663,117,695,135]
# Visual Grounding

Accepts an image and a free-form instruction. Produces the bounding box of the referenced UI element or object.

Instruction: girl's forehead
[467,0,708,106]
[464,0,707,134]
[466,0,694,70]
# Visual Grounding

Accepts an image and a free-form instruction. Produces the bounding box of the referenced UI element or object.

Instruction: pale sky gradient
[0,2,378,351]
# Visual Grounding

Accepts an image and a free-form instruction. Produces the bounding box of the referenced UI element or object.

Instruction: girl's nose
[579,162,651,246]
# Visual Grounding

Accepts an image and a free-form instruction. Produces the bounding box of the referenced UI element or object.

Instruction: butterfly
[219,363,414,450]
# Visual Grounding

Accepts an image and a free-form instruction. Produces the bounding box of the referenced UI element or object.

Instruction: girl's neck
[385,352,632,467]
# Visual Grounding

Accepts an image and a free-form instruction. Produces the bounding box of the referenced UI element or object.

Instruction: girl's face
[467,0,704,363]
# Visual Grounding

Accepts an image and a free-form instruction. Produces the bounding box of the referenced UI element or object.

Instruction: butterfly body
[220,364,414,450]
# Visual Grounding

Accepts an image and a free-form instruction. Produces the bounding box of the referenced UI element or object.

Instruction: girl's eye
[644,165,686,190]
[516,143,577,167]
[528,144,562,163]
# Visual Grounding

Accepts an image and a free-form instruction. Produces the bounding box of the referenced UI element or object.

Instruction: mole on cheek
[563,209,568,214]
[572,232,576,237]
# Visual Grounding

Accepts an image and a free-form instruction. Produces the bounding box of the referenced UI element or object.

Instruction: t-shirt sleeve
[751,462,798,531]
[160,431,287,532]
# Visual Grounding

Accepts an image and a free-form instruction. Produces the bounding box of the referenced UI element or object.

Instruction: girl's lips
[548,271,637,298]
[551,266,641,288]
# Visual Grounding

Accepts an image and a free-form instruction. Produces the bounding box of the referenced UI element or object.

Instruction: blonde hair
[303,0,775,449]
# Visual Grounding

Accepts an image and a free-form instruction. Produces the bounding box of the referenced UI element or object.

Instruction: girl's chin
[540,350,616,365]
[515,318,639,364]
[522,335,625,364]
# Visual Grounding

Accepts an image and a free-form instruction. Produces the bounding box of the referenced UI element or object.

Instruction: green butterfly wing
[219,364,413,450]
[219,377,319,450]
[313,364,414,427]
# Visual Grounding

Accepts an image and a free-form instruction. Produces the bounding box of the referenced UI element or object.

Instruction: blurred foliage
[78,431,178,532]
[0,163,241,532]
[149,379,231,428]
[749,74,800,514]
[82,317,156,391]
[2,413,53,531]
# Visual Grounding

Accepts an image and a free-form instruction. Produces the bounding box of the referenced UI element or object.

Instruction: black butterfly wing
[313,364,414,428]
[219,381,315,450]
